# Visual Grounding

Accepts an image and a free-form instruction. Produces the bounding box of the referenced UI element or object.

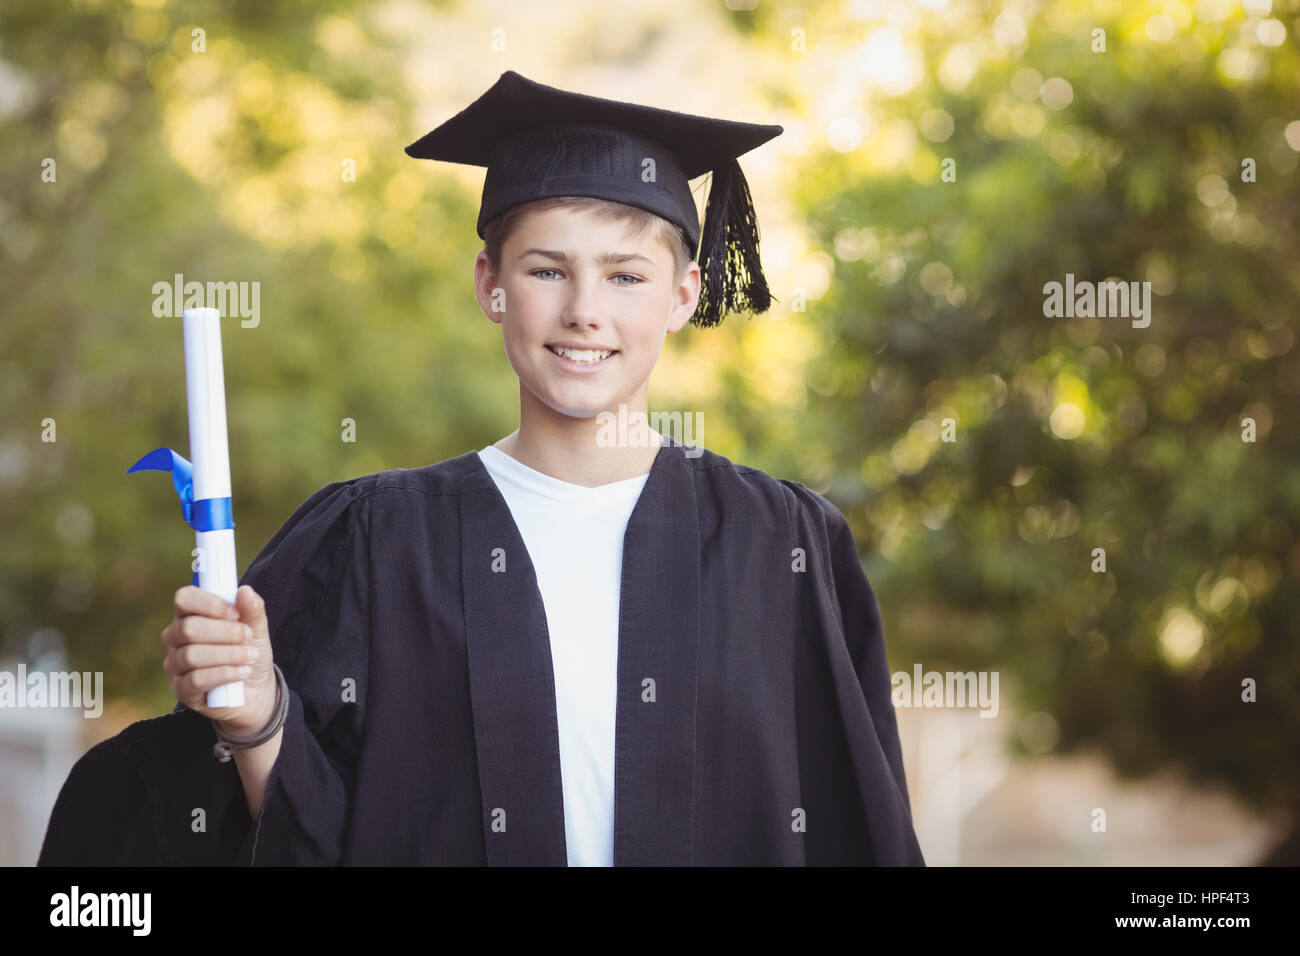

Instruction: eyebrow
[518,248,655,267]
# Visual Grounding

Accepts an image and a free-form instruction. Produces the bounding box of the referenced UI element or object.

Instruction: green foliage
[0,0,510,715]
[1,0,1296,858]
[738,3,1299,827]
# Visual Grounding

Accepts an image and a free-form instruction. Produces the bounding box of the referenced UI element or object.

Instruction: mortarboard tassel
[692,158,776,328]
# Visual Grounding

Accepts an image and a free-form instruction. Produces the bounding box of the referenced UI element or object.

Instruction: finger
[167,641,259,676]
[171,614,250,648]
[182,664,254,696]
[174,585,239,622]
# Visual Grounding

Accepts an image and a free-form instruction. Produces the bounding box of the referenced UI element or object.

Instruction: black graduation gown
[38,436,924,866]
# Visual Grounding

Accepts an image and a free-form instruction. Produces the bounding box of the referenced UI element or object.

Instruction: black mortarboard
[404,70,783,328]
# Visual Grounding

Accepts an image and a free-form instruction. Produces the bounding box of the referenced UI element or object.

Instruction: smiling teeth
[550,346,613,363]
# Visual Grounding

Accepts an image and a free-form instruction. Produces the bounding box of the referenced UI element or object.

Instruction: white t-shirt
[476,443,652,866]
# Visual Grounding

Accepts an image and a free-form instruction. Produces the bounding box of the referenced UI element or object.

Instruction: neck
[494,386,663,487]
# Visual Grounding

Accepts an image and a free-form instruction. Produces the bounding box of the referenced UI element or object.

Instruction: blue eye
[528,269,643,285]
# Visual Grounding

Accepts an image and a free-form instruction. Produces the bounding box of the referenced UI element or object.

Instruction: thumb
[229,584,275,729]
[235,584,271,648]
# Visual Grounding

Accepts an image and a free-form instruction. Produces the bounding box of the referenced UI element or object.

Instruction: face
[474,205,700,422]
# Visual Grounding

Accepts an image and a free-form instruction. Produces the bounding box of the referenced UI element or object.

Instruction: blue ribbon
[127,447,235,586]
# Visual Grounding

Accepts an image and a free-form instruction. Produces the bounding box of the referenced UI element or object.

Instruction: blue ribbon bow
[127,447,234,585]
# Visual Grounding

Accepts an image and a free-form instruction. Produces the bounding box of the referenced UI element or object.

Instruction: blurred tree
[0,0,510,717]
[1,0,1296,865]
[729,0,1299,863]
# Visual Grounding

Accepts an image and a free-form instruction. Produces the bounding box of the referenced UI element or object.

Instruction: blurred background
[1,0,1296,866]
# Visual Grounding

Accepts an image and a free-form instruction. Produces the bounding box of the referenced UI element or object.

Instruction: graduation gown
[38,436,924,866]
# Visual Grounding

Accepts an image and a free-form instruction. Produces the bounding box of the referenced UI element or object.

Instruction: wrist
[216,697,277,738]
[210,664,288,762]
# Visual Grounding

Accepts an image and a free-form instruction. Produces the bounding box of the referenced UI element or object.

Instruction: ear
[474,249,505,326]
[666,261,701,335]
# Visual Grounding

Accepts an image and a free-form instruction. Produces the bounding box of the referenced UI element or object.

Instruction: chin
[542,396,617,420]
[518,377,598,414]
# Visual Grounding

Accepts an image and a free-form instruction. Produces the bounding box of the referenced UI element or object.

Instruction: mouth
[545,344,619,372]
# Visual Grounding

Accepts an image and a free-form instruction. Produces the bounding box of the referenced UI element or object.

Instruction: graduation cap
[404,70,783,328]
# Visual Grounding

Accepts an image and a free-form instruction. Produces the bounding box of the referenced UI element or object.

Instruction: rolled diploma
[182,307,244,709]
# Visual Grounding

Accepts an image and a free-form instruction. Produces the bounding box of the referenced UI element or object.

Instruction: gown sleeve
[823,504,912,810]
[219,477,373,865]
[781,479,920,842]
[36,477,372,867]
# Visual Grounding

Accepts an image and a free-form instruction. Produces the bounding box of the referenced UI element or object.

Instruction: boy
[39,72,924,866]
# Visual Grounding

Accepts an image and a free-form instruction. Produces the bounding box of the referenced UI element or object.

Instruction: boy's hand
[161,584,277,737]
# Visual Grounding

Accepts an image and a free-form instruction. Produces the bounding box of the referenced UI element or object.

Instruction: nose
[561,273,606,331]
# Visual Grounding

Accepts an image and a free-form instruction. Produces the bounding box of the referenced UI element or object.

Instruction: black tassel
[692,159,776,328]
